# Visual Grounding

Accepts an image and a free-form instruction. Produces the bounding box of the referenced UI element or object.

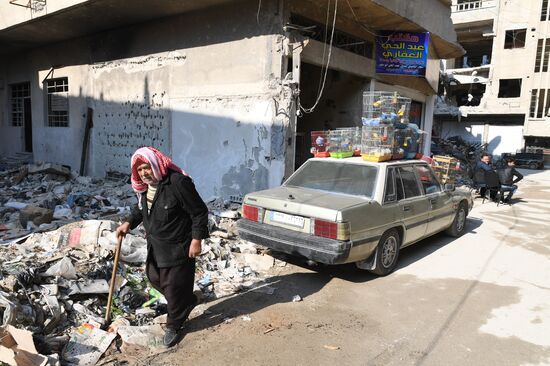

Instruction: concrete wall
[0,0,87,30]
[0,0,288,200]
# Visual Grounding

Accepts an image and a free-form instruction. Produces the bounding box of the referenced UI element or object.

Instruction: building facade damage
[437,0,550,157]
[0,0,463,199]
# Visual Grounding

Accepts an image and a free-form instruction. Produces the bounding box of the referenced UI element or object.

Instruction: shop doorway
[295,63,367,169]
[24,98,33,152]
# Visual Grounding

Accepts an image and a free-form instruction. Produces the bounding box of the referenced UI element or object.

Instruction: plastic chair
[483,170,500,204]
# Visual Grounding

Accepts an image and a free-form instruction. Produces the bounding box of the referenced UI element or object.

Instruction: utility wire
[299,0,338,114]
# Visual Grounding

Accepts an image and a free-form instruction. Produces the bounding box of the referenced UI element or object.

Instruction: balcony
[451,0,497,25]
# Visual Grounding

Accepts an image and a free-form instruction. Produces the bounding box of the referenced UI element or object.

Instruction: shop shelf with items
[361,125,394,162]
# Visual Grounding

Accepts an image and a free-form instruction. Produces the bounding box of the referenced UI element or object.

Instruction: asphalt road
[140,168,550,366]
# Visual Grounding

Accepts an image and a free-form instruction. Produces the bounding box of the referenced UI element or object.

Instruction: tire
[445,202,468,237]
[528,162,538,170]
[371,229,401,276]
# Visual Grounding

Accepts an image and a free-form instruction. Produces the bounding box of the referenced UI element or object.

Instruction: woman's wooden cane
[105,236,123,325]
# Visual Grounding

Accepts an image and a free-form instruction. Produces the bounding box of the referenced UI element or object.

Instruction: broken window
[498,79,522,98]
[542,0,549,21]
[504,29,526,49]
[45,77,69,127]
[9,82,30,127]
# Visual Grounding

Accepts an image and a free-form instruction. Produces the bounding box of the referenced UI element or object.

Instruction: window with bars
[45,77,69,127]
[534,38,550,72]
[9,82,30,127]
[529,89,550,118]
[504,29,526,49]
[542,0,549,21]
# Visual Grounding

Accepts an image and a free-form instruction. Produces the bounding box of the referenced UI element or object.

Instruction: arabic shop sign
[375,31,430,77]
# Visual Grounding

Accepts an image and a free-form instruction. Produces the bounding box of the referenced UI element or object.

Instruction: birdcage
[431,155,459,184]
[327,129,354,158]
[336,127,362,156]
[361,125,394,162]
[392,128,406,159]
[310,131,331,157]
[362,91,412,125]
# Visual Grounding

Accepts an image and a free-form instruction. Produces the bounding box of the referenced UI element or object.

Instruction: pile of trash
[0,161,282,365]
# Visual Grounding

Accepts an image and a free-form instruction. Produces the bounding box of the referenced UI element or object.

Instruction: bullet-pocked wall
[0,0,290,200]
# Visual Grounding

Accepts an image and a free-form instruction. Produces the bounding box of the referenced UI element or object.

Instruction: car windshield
[285,161,378,197]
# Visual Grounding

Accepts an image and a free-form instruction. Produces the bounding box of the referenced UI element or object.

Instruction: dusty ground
[127,169,550,366]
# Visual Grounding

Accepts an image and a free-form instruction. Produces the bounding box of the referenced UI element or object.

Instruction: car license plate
[270,211,305,228]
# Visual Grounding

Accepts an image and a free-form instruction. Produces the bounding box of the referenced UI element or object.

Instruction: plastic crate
[310,131,331,157]
[361,125,394,162]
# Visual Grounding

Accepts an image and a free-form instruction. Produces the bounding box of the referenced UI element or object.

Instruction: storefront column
[423,94,436,156]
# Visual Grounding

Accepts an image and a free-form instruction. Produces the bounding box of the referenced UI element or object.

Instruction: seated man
[475,153,495,199]
[497,158,523,202]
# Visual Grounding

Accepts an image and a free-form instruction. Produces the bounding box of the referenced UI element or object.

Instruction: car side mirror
[444,184,455,192]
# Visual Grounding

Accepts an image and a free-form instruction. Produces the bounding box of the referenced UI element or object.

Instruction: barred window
[542,0,549,21]
[9,83,30,127]
[529,89,550,118]
[45,77,69,127]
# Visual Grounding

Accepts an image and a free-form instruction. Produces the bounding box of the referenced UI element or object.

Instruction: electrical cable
[299,0,338,114]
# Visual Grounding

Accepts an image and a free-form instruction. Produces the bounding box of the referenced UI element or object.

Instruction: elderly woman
[116,147,209,347]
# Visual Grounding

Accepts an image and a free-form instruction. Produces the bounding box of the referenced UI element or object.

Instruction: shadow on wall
[8,75,288,202]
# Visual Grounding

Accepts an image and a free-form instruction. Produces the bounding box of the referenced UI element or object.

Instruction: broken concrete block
[67,280,109,296]
[28,163,70,177]
[238,253,274,272]
[18,206,53,226]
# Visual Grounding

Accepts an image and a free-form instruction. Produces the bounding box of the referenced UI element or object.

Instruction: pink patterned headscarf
[130,147,188,206]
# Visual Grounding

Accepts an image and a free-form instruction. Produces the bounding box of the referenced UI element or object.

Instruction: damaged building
[0,0,463,199]
[436,0,550,156]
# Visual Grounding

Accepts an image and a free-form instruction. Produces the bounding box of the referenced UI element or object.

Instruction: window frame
[9,82,30,127]
[498,78,522,98]
[44,77,69,127]
[504,29,527,49]
[396,165,423,199]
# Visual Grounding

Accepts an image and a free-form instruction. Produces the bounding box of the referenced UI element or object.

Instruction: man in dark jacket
[497,158,523,202]
[116,147,209,347]
[475,152,494,198]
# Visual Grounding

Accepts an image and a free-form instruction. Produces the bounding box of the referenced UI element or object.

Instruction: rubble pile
[0,162,281,365]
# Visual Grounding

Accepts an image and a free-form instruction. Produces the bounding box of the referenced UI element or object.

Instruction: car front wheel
[445,202,467,237]
[371,229,401,276]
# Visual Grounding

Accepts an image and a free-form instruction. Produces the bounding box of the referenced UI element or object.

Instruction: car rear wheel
[371,229,401,276]
[528,162,538,170]
[445,202,467,237]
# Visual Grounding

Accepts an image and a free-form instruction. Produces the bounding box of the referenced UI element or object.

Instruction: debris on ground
[0,160,281,365]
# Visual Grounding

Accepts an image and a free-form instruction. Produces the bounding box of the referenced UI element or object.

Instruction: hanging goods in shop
[310,131,331,157]
[361,125,394,162]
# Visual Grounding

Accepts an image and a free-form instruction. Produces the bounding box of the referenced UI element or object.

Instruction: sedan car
[237,158,473,275]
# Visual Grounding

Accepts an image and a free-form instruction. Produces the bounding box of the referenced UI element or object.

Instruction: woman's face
[137,163,157,185]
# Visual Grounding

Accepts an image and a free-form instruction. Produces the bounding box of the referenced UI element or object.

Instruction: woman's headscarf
[130,147,188,207]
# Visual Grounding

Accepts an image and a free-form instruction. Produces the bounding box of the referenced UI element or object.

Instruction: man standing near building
[497,157,524,203]
[116,147,209,347]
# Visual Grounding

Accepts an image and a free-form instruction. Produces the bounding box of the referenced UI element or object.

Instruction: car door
[414,165,454,235]
[396,166,429,246]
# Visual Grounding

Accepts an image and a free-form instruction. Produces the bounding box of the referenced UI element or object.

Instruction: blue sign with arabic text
[375,31,429,77]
